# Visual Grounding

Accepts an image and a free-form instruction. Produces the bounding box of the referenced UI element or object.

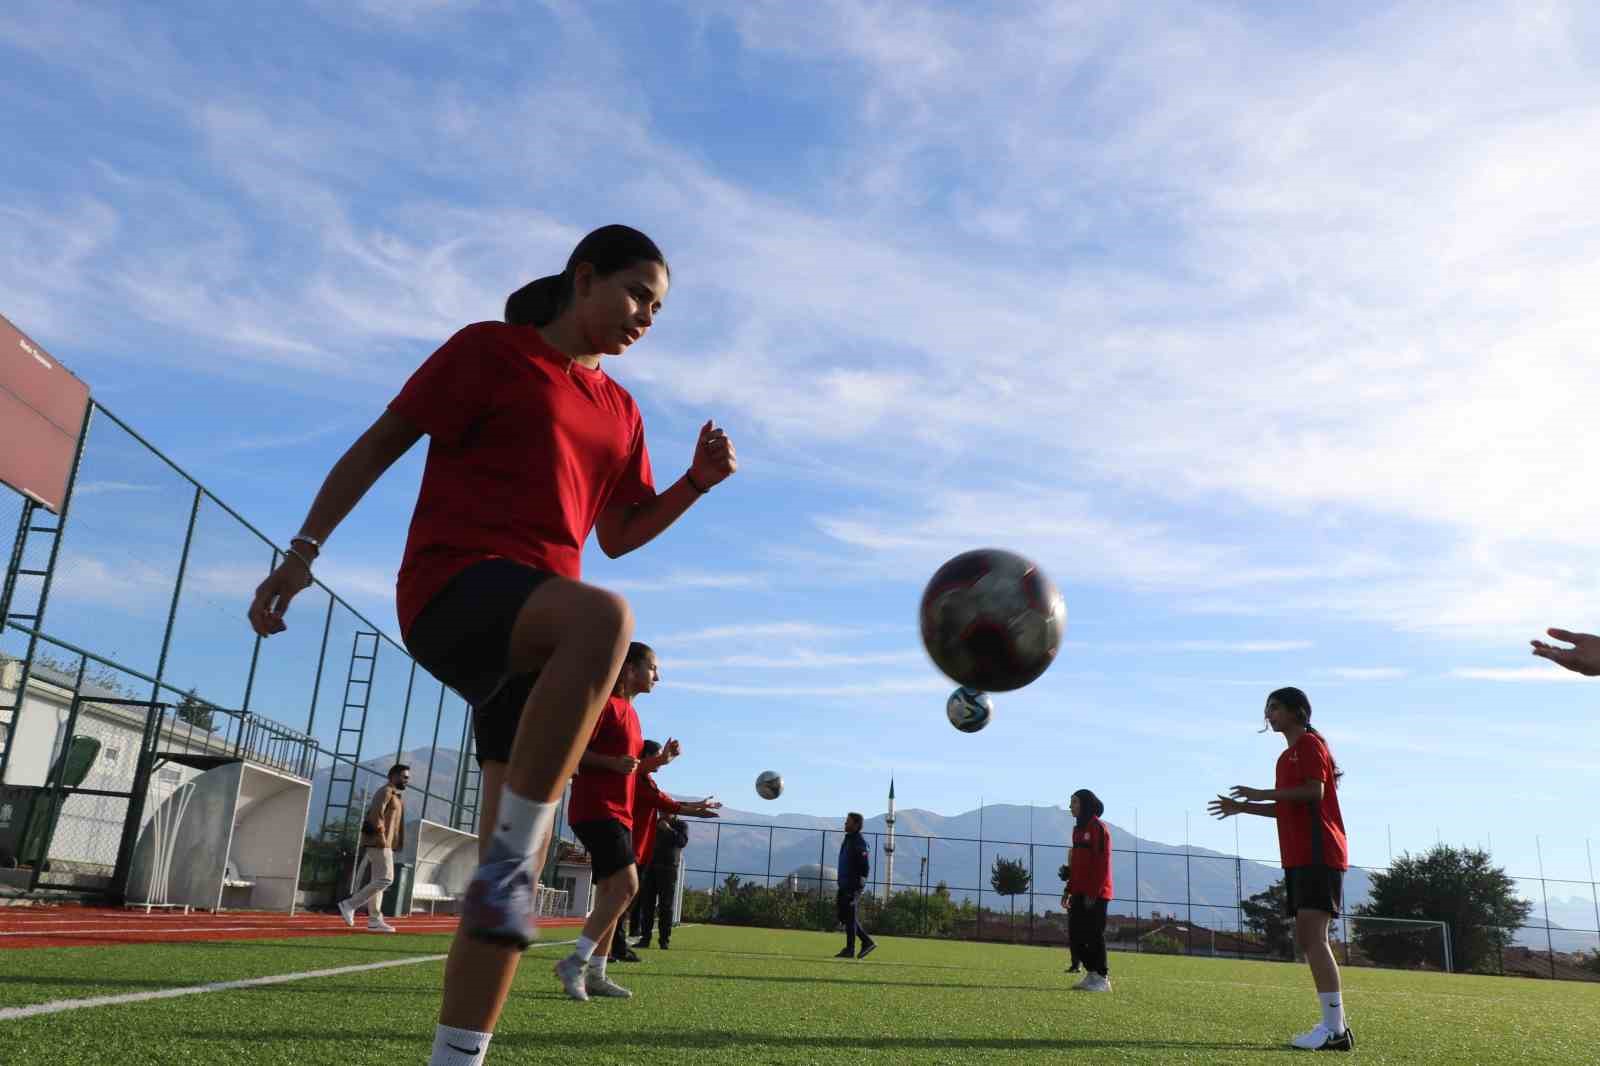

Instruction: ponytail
[1266,686,1343,781]
[505,272,573,327]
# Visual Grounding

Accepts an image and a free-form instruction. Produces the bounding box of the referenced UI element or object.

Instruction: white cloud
[1449,667,1588,683]
[667,650,926,670]
[655,622,878,646]
[608,571,770,594]
[1317,667,1410,682]
[670,677,946,698]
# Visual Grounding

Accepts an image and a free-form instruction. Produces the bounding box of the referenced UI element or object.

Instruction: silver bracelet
[291,533,323,551]
[285,546,315,572]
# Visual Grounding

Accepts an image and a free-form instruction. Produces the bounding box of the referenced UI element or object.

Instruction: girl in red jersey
[1061,788,1113,991]
[247,225,736,1066]
[1209,687,1353,1053]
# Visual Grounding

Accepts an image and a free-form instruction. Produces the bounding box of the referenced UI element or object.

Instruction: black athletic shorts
[573,818,636,880]
[1284,864,1344,917]
[402,558,556,765]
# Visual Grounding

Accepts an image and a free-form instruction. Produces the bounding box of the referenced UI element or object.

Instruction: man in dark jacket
[835,812,877,959]
[634,812,689,949]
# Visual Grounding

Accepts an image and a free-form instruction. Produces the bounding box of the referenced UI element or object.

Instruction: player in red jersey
[247,225,736,1066]
[1061,788,1113,991]
[1209,687,1353,1053]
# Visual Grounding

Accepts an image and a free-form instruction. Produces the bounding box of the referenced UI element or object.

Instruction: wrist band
[285,547,315,572]
[291,533,322,551]
[686,471,710,494]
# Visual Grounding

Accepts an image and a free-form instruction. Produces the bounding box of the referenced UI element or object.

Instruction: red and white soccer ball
[919,548,1066,693]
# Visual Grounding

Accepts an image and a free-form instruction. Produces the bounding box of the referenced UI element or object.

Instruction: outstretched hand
[689,420,737,490]
[1207,794,1243,820]
[248,556,315,636]
[1530,628,1600,677]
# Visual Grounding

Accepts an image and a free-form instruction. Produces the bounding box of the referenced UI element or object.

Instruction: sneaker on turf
[554,955,590,1002]
[1290,1023,1354,1051]
[616,946,642,963]
[633,938,651,949]
[857,941,877,960]
[1066,963,1082,974]
[834,948,855,958]
[1074,973,1111,992]
[368,918,397,933]
[336,899,356,927]
[584,969,633,998]
[461,855,537,949]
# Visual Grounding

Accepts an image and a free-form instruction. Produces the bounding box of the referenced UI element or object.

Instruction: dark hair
[1265,687,1343,780]
[505,224,668,328]
[846,812,864,827]
[640,739,662,758]
[388,763,409,778]
[625,642,655,667]
[1070,788,1104,827]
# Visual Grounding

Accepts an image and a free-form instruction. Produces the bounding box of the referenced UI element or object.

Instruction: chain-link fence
[670,819,1600,982]
[1,401,479,903]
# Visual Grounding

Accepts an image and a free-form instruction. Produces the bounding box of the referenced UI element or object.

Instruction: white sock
[589,954,608,977]
[429,1024,492,1066]
[489,790,556,860]
[572,935,597,963]
[1318,991,1346,1033]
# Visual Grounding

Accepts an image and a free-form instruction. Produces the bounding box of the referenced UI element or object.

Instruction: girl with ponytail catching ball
[1209,687,1353,1053]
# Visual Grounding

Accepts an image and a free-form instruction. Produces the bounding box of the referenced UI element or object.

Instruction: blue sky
[3,1,1598,894]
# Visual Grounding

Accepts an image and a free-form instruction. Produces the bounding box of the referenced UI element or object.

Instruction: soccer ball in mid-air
[755,770,784,800]
[945,686,993,733]
[919,548,1066,692]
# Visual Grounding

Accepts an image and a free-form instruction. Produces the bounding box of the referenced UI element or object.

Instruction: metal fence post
[304,596,336,735]
[766,825,774,889]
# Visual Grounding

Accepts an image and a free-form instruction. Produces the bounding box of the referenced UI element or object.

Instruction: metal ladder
[0,499,66,783]
[318,630,380,840]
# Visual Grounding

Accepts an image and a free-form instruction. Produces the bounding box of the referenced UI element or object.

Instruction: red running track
[0,906,586,949]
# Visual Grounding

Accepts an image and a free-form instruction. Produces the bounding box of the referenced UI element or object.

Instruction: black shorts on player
[572,819,636,880]
[1283,864,1344,917]
[402,559,555,764]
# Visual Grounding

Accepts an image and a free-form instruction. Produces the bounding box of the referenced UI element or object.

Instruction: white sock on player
[489,789,555,860]
[1318,990,1346,1033]
[589,954,608,978]
[572,935,598,963]
[429,1024,492,1066]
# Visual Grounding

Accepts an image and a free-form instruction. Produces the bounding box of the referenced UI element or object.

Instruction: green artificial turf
[5,925,1596,1064]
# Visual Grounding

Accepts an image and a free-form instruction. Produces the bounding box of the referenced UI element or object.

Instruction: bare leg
[585,866,639,957]
[436,579,633,1033]
[1297,910,1341,994]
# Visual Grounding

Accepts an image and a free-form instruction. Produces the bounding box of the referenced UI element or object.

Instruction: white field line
[0,921,460,937]
[0,937,579,1022]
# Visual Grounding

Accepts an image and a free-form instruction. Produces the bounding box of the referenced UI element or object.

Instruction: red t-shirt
[388,322,655,636]
[1275,731,1348,870]
[630,774,683,865]
[1067,818,1113,899]
[568,696,643,829]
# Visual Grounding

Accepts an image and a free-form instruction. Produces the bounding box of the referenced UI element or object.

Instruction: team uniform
[568,695,645,880]
[630,784,689,948]
[391,321,655,765]
[1067,816,1113,989]
[1274,731,1348,916]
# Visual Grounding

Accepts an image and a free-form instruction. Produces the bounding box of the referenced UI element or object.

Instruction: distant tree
[1241,879,1295,960]
[990,856,1032,939]
[1585,951,1600,977]
[1353,845,1532,973]
[173,688,216,732]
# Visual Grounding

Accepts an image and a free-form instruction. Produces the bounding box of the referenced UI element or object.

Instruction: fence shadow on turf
[644,969,1050,995]
[490,1032,1290,1055]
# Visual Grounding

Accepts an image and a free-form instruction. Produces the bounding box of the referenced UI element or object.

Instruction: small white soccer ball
[755,770,784,800]
[946,686,994,733]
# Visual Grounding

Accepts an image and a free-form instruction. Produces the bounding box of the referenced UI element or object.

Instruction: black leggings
[1068,896,1109,975]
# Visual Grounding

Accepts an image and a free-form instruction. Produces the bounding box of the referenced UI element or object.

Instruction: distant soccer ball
[945,686,994,733]
[755,770,784,800]
[919,548,1066,692]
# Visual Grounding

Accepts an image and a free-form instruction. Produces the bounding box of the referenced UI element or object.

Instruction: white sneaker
[1290,1023,1355,1051]
[1076,973,1112,992]
[584,968,633,999]
[554,956,590,1002]
[367,918,397,933]
[1072,973,1098,990]
[337,899,355,927]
